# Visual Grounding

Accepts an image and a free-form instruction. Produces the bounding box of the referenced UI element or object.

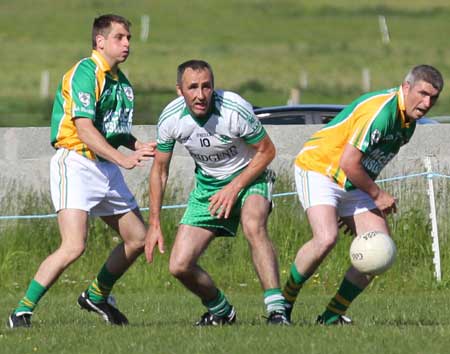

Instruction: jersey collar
[91,50,119,80]
[181,92,220,126]
[397,85,410,128]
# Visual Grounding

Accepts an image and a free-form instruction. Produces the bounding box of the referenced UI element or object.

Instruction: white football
[349,231,397,275]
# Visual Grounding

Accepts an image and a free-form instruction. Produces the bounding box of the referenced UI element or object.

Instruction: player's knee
[124,237,145,253]
[60,243,86,263]
[169,257,190,279]
[241,220,266,241]
[314,234,338,255]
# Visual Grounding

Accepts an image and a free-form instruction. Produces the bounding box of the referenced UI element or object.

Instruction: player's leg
[282,167,340,321]
[76,161,145,325]
[319,205,389,325]
[8,209,88,328]
[169,225,235,325]
[86,208,146,300]
[78,208,146,326]
[282,205,339,318]
[240,194,289,324]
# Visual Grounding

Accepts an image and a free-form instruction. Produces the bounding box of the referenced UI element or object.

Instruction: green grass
[2,0,450,126]
[1,174,449,292]
[1,175,450,352]
[1,291,450,354]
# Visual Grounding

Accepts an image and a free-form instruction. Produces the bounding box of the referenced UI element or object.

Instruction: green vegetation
[1,175,449,292]
[2,0,450,126]
[2,2,450,352]
[1,292,450,354]
[1,176,450,353]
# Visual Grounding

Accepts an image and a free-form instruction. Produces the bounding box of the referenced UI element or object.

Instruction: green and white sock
[203,289,232,318]
[264,288,286,314]
[15,279,47,314]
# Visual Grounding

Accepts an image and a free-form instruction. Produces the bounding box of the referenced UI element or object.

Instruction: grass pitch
[1,173,450,353]
[1,290,450,354]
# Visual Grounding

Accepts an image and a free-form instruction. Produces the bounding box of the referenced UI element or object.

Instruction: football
[349,231,397,275]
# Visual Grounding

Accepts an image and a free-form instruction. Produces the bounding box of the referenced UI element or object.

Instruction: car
[254,104,345,125]
[253,104,438,125]
[425,115,450,124]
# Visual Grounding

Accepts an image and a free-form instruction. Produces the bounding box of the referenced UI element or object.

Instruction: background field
[2,1,450,353]
[2,0,450,126]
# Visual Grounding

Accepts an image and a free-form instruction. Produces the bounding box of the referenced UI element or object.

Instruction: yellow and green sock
[87,264,122,304]
[321,277,363,324]
[15,279,47,314]
[282,263,309,308]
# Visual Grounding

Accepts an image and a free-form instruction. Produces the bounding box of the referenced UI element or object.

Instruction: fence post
[299,71,308,90]
[378,15,391,44]
[40,70,50,99]
[424,155,442,282]
[287,88,300,105]
[362,68,371,92]
[140,14,150,42]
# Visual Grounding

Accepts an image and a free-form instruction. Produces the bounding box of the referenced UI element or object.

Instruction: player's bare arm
[75,117,154,169]
[340,144,397,214]
[145,150,172,263]
[208,134,276,219]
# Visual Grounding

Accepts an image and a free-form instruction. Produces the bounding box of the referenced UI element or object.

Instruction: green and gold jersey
[296,86,416,190]
[50,50,134,160]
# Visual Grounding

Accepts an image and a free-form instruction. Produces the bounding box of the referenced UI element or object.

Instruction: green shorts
[180,170,275,236]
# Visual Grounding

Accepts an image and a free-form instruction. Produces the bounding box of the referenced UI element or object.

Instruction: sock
[203,289,232,318]
[87,264,122,304]
[15,279,47,314]
[282,263,309,307]
[264,288,286,314]
[321,277,363,324]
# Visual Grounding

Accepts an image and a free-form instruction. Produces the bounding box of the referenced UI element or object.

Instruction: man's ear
[176,85,183,97]
[402,81,411,96]
[96,34,105,50]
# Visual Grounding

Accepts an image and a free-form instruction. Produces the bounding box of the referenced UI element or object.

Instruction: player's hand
[208,184,240,219]
[373,189,397,216]
[135,141,156,157]
[144,225,165,263]
[119,148,154,169]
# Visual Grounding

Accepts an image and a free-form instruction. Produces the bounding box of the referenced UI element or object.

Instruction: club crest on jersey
[371,129,381,144]
[124,87,134,101]
[78,92,91,107]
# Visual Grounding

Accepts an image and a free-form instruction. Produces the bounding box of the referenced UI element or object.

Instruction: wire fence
[1,170,449,221]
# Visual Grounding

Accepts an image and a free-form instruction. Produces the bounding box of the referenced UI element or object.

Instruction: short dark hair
[92,14,131,49]
[177,60,214,86]
[404,65,444,91]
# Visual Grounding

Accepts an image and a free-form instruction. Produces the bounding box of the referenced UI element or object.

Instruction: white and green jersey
[157,90,266,184]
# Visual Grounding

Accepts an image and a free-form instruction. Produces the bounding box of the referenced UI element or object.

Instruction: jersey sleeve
[156,116,176,152]
[70,61,97,120]
[235,98,267,144]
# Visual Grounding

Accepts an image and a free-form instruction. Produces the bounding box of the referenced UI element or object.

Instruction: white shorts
[50,148,138,216]
[294,165,377,217]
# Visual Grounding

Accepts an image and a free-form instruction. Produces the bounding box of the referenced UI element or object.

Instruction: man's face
[403,80,440,120]
[96,22,131,66]
[176,68,214,118]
